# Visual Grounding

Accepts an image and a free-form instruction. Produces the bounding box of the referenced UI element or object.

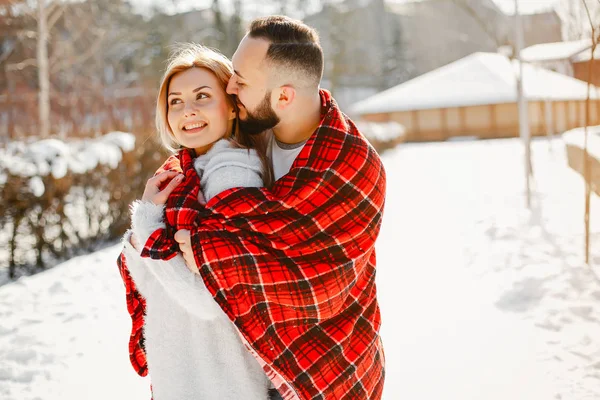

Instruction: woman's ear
[228,106,236,120]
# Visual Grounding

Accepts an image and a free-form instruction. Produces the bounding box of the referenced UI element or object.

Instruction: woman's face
[167,67,235,154]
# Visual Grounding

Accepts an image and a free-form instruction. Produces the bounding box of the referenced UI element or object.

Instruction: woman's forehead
[170,68,220,90]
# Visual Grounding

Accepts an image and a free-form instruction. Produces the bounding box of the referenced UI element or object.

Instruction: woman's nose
[183,104,197,117]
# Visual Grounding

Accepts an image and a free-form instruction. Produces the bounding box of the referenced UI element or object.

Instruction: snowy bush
[0,132,166,278]
[354,120,406,152]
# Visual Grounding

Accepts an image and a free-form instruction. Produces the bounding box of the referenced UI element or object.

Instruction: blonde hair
[156,43,235,152]
[155,43,274,187]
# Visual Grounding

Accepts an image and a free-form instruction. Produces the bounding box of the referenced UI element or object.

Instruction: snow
[349,52,599,115]
[0,247,151,399]
[355,120,405,142]
[521,39,592,62]
[0,132,135,196]
[3,136,600,399]
[28,177,45,198]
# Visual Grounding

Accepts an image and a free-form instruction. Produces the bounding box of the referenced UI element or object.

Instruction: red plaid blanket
[118,89,386,399]
[139,148,206,260]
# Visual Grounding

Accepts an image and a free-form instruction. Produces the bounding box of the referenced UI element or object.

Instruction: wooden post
[459,107,467,134]
[490,104,497,136]
[441,108,448,139]
[412,110,420,140]
[544,100,554,149]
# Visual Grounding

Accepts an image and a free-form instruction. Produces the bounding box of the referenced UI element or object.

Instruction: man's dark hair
[248,15,324,86]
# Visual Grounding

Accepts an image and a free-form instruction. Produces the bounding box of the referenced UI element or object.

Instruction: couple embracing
[118,15,386,400]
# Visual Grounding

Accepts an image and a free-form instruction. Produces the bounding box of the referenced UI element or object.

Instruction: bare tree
[450,0,508,48]
[4,0,108,138]
[581,0,600,264]
[558,0,600,40]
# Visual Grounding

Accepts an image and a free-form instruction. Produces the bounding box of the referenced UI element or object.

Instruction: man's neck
[272,91,321,145]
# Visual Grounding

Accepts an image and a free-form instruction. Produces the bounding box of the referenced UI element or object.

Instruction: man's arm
[183,141,386,323]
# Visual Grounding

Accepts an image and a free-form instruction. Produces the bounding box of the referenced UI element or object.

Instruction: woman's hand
[142,171,184,205]
[129,232,141,251]
[174,229,199,274]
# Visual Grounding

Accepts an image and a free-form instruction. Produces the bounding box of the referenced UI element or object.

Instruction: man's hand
[174,229,199,274]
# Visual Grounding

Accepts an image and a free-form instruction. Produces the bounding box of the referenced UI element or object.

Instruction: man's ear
[276,85,296,110]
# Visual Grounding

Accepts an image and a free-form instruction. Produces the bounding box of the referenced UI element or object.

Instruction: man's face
[227,36,280,134]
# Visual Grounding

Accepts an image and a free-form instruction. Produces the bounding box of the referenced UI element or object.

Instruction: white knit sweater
[121,139,271,400]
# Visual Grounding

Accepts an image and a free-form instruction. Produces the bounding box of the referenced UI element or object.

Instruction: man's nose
[226,79,237,95]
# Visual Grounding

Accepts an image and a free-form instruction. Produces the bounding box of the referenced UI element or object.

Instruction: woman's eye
[170,99,182,106]
[197,93,209,100]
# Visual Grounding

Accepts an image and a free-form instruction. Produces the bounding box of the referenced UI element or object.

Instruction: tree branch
[50,29,106,74]
[49,19,98,66]
[450,0,502,48]
[6,57,37,71]
[47,3,65,31]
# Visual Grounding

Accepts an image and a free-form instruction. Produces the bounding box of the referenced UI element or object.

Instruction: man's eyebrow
[234,70,245,80]
[168,86,210,96]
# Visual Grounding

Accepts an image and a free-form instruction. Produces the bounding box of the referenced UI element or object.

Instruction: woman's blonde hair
[155,43,273,187]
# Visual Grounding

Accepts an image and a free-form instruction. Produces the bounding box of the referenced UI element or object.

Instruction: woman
[118,43,278,400]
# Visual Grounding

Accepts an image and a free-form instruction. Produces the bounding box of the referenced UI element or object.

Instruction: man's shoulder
[342,114,383,161]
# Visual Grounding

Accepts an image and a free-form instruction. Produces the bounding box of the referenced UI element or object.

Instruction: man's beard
[238,91,280,135]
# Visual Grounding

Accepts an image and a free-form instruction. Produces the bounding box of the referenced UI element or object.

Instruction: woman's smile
[182,121,207,134]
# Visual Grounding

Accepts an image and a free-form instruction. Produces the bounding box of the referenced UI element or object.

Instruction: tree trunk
[37,0,50,138]
[515,0,532,208]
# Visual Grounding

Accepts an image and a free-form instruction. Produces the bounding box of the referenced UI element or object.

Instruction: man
[143,16,386,399]
[174,16,387,400]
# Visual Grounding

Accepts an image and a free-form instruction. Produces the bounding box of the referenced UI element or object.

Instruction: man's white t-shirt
[271,136,307,181]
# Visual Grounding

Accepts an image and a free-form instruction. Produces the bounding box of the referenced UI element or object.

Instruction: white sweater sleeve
[124,200,223,320]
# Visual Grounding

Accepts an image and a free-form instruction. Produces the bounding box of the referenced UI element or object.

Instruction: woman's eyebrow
[168,86,211,97]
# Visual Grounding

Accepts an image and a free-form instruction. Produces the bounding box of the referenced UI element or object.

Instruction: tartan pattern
[139,148,207,261]
[116,252,148,377]
[117,89,386,399]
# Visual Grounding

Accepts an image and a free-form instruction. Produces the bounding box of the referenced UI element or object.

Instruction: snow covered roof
[521,39,592,62]
[355,120,405,142]
[572,46,600,63]
[349,52,599,115]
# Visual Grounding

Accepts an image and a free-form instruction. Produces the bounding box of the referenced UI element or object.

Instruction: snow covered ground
[2,136,600,399]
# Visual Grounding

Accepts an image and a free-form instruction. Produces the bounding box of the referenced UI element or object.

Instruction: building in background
[305,0,563,110]
[572,47,600,87]
[349,52,599,142]
[521,39,600,87]
[518,10,563,47]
